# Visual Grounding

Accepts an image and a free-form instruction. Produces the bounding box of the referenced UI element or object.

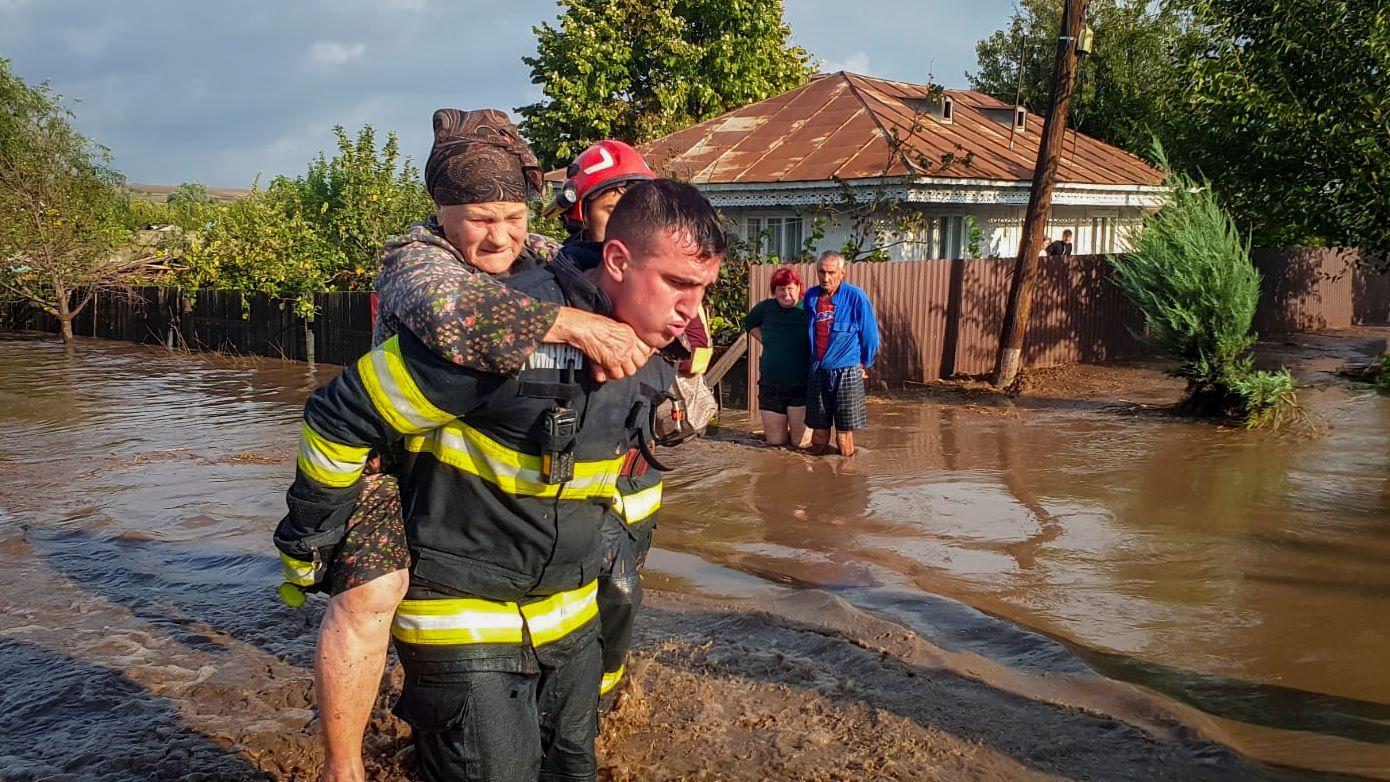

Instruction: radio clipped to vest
[527,359,579,485]
[541,405,578,484]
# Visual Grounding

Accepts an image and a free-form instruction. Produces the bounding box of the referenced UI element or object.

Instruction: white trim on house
[695,177,1167,209]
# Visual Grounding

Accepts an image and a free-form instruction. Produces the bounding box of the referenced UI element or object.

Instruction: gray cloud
[0,0,1014,187]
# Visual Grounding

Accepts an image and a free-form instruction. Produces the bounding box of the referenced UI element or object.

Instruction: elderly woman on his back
[744,267,812,447]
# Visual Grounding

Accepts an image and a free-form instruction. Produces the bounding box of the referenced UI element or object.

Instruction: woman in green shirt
[744,267,812,447]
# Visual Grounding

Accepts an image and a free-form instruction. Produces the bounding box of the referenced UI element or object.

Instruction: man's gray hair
[817,250,846,268]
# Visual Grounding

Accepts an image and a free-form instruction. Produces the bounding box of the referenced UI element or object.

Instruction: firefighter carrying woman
[275,108,716,782]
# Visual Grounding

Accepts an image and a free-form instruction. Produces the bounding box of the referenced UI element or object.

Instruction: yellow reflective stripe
[358,336,455,435]
[600,664,625,695]
[406,421,623,499]
[688,346,713,375]
[296,423,369,488]
[392,597,525,645]
[520,580,599,647]
[280,552,318,587]
[615,482,662,526]
[391,581,599,647]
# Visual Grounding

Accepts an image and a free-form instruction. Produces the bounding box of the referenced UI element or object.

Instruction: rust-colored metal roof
[636,71,1162,187]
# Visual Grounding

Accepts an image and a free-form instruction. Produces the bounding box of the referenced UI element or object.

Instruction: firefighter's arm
[274,331,507,589]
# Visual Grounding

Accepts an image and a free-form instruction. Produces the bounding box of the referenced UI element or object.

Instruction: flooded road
[1,332,1387,779]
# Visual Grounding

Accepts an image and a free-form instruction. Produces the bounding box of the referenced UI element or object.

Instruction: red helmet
[552,140,655,223]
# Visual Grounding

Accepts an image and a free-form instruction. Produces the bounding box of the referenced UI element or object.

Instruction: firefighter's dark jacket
[274,243,676,601]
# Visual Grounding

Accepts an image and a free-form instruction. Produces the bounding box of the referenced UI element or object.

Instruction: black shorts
[758,382,807,415]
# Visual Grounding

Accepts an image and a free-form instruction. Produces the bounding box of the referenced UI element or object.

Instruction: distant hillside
[126,183,250,203]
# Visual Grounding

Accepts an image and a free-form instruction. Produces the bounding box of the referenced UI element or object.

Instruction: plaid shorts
[326,472,411,595]
[805,366,868,431]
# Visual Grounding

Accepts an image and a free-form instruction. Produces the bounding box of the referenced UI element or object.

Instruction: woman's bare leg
[760,410,789,446]
[316,569,409,782]
[786,406,807,450]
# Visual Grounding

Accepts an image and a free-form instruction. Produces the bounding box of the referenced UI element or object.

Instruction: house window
[1091,217,1114,254]
[942,96,954,124]
[1014,107,1027,132]
[745,215,805,261]
[899,216,967,260]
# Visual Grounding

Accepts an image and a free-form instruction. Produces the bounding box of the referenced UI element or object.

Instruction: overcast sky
[0,0,1015,188]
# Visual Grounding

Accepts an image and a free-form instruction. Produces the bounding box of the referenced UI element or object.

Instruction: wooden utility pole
[993,0,1090,389]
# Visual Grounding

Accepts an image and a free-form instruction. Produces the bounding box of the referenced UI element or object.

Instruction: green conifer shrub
[1108,146,1297,427]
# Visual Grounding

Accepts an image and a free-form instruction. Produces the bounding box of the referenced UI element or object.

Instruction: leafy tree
[518,0,813,169]
[1108,146,1296,427]
[1169,0,1390,261]
[175,125,433,311]
[969,0,1198,157]
[165,181,213,208]
[176,179,344,315]
[284,125,433,287]
[0,58,157,345]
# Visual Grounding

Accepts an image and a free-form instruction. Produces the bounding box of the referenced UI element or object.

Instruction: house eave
[695,177,1167,209]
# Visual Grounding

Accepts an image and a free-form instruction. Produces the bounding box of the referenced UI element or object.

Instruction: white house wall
[718,204,1147,262]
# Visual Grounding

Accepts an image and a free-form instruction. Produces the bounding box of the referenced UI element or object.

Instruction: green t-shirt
[744,298,812,386]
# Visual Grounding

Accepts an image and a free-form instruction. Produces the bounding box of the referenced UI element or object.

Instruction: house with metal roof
[634,71,1166,261]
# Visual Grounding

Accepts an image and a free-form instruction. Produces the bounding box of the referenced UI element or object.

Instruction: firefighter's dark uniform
[275,244,673,782]
[597,304,712,702]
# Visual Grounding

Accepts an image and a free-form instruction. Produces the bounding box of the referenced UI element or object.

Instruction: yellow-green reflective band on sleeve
[688,346,713,375]
[296,423,369,488]
[600,664,625,695]
[614,482,662,526]
[520,580,599,647]
[390,580,599,648]
[357,336,456,435]
[280,552,319,587]
[406,421,623,500]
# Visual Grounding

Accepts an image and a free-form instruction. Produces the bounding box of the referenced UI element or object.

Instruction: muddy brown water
[1,332,1387,780]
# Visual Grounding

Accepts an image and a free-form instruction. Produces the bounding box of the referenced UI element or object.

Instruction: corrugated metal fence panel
[1026,255,1147,367]
[953,258,1012,376]
[1251,248,1390,334]
[1354,262,1390,325]
[314,291,375,366]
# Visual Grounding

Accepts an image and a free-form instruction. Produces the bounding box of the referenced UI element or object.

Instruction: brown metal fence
[746,248,1390,413]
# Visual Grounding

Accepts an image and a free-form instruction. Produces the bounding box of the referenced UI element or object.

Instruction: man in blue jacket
[802,250,879,457]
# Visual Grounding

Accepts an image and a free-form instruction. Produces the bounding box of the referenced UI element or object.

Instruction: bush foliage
[168,125,431,311]
[1108,145,1297,427]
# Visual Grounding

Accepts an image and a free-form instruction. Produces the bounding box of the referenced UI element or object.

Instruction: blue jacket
[803,282,879,371]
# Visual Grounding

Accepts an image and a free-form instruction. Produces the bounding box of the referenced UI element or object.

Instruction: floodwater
[1,332,1388,779]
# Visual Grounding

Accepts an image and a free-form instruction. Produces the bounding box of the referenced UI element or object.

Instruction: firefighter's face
[582,187,625,243]
[603,228,721,348]
[436,201,529,275]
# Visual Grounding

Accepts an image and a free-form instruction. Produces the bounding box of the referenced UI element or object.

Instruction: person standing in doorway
[803,251,878,457]
[744,266,811,448]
